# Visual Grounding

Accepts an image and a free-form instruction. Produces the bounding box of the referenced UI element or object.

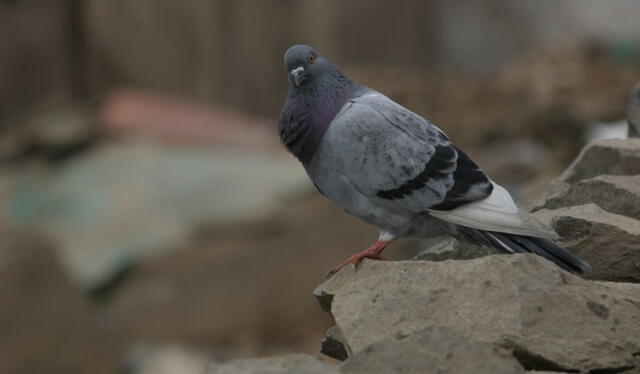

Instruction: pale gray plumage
[278,44,591,275]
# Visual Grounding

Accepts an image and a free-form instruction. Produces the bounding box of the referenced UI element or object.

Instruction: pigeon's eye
[308,54,315,63]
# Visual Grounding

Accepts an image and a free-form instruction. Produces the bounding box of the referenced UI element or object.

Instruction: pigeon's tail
[462,229,591,275]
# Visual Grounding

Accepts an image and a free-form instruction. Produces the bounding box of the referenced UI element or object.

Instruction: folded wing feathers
[427,182,558,239]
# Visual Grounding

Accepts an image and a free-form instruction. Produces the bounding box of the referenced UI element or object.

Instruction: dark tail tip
[471,230,591,275]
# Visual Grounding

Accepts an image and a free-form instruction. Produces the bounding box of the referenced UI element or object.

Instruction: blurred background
[1,1,640,373]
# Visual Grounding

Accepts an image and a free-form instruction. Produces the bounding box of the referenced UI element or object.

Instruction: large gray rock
[533,204,640,282]
[412,236,500,262]
[205,354,339,374]
[539,175,640,220]
[341,326,524,374]
[205,328,523,374]
[314,255,640,373]
[558,138,640,184]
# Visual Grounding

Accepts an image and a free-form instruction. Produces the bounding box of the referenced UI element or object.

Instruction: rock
[540,174,640,218]
[205,354,339,374]
[314,254,640,373]
[321,326,349,361]
[557,138,640,184]
[341,326,524,374]
[539,175,640,220]
[412,236,500,262]
[0,230,119,374]
[533,204,640,282]
[203,328,524,374]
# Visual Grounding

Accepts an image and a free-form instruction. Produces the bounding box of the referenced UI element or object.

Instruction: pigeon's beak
[290,66,306,87]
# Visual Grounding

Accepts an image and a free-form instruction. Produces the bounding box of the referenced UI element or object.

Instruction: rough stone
[412,236,500,262]
[538,175,640,220]
[314,254,640,373]
[321,326,349,361]
[205,354,339,374]
[533,204,640,282]
[341,326,524,374]
[558,138,640,184]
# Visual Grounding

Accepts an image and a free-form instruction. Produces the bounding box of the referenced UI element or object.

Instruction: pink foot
[327,241,389,278]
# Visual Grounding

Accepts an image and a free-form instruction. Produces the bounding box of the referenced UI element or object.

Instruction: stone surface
[533,204,640,282]
[205,354,339,374]
[539,175,640,220]
[558,138,640,184]
[0,230,119,374]
[321,326,349,361]
[314,254,640,373]
[341,326,524,374]
[412,236,500,262]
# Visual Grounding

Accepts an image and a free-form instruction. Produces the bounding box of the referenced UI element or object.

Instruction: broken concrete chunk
[533,204,640,282]
[539,175,640,220]
[558,138,640,184]
[341,326,524,374]
[314,255,640,373]
[205,354,339,374]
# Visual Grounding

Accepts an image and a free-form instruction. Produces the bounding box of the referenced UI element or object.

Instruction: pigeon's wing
[326,92,557,238]
[327,92,493,213]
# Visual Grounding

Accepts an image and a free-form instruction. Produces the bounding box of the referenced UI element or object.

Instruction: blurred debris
[587,120,628,141]
[3,140,310,289]
[350,43,640,162]
[0,102,98,162]
[125,344,210,374]
[100,88,276,148]
[0,230,120,374]
[102,194,373,358]
[0,0,72,121]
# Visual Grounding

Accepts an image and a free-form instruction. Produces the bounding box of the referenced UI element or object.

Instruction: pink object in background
[100,88,278,149]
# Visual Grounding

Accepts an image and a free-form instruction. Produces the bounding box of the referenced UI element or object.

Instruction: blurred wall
[0,0,72,121]
[3,0,640,121]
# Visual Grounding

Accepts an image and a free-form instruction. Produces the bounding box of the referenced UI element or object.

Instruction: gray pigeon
[628,81,640,138]
[278,44,591,276]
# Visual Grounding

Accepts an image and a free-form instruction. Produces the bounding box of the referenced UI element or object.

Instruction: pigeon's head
[283,44,333,87]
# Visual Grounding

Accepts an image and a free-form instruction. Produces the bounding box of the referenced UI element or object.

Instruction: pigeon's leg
[327,232,396,277]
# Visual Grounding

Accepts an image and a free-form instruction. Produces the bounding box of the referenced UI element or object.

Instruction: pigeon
[278,44,591,276]
[628,81,640,138]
